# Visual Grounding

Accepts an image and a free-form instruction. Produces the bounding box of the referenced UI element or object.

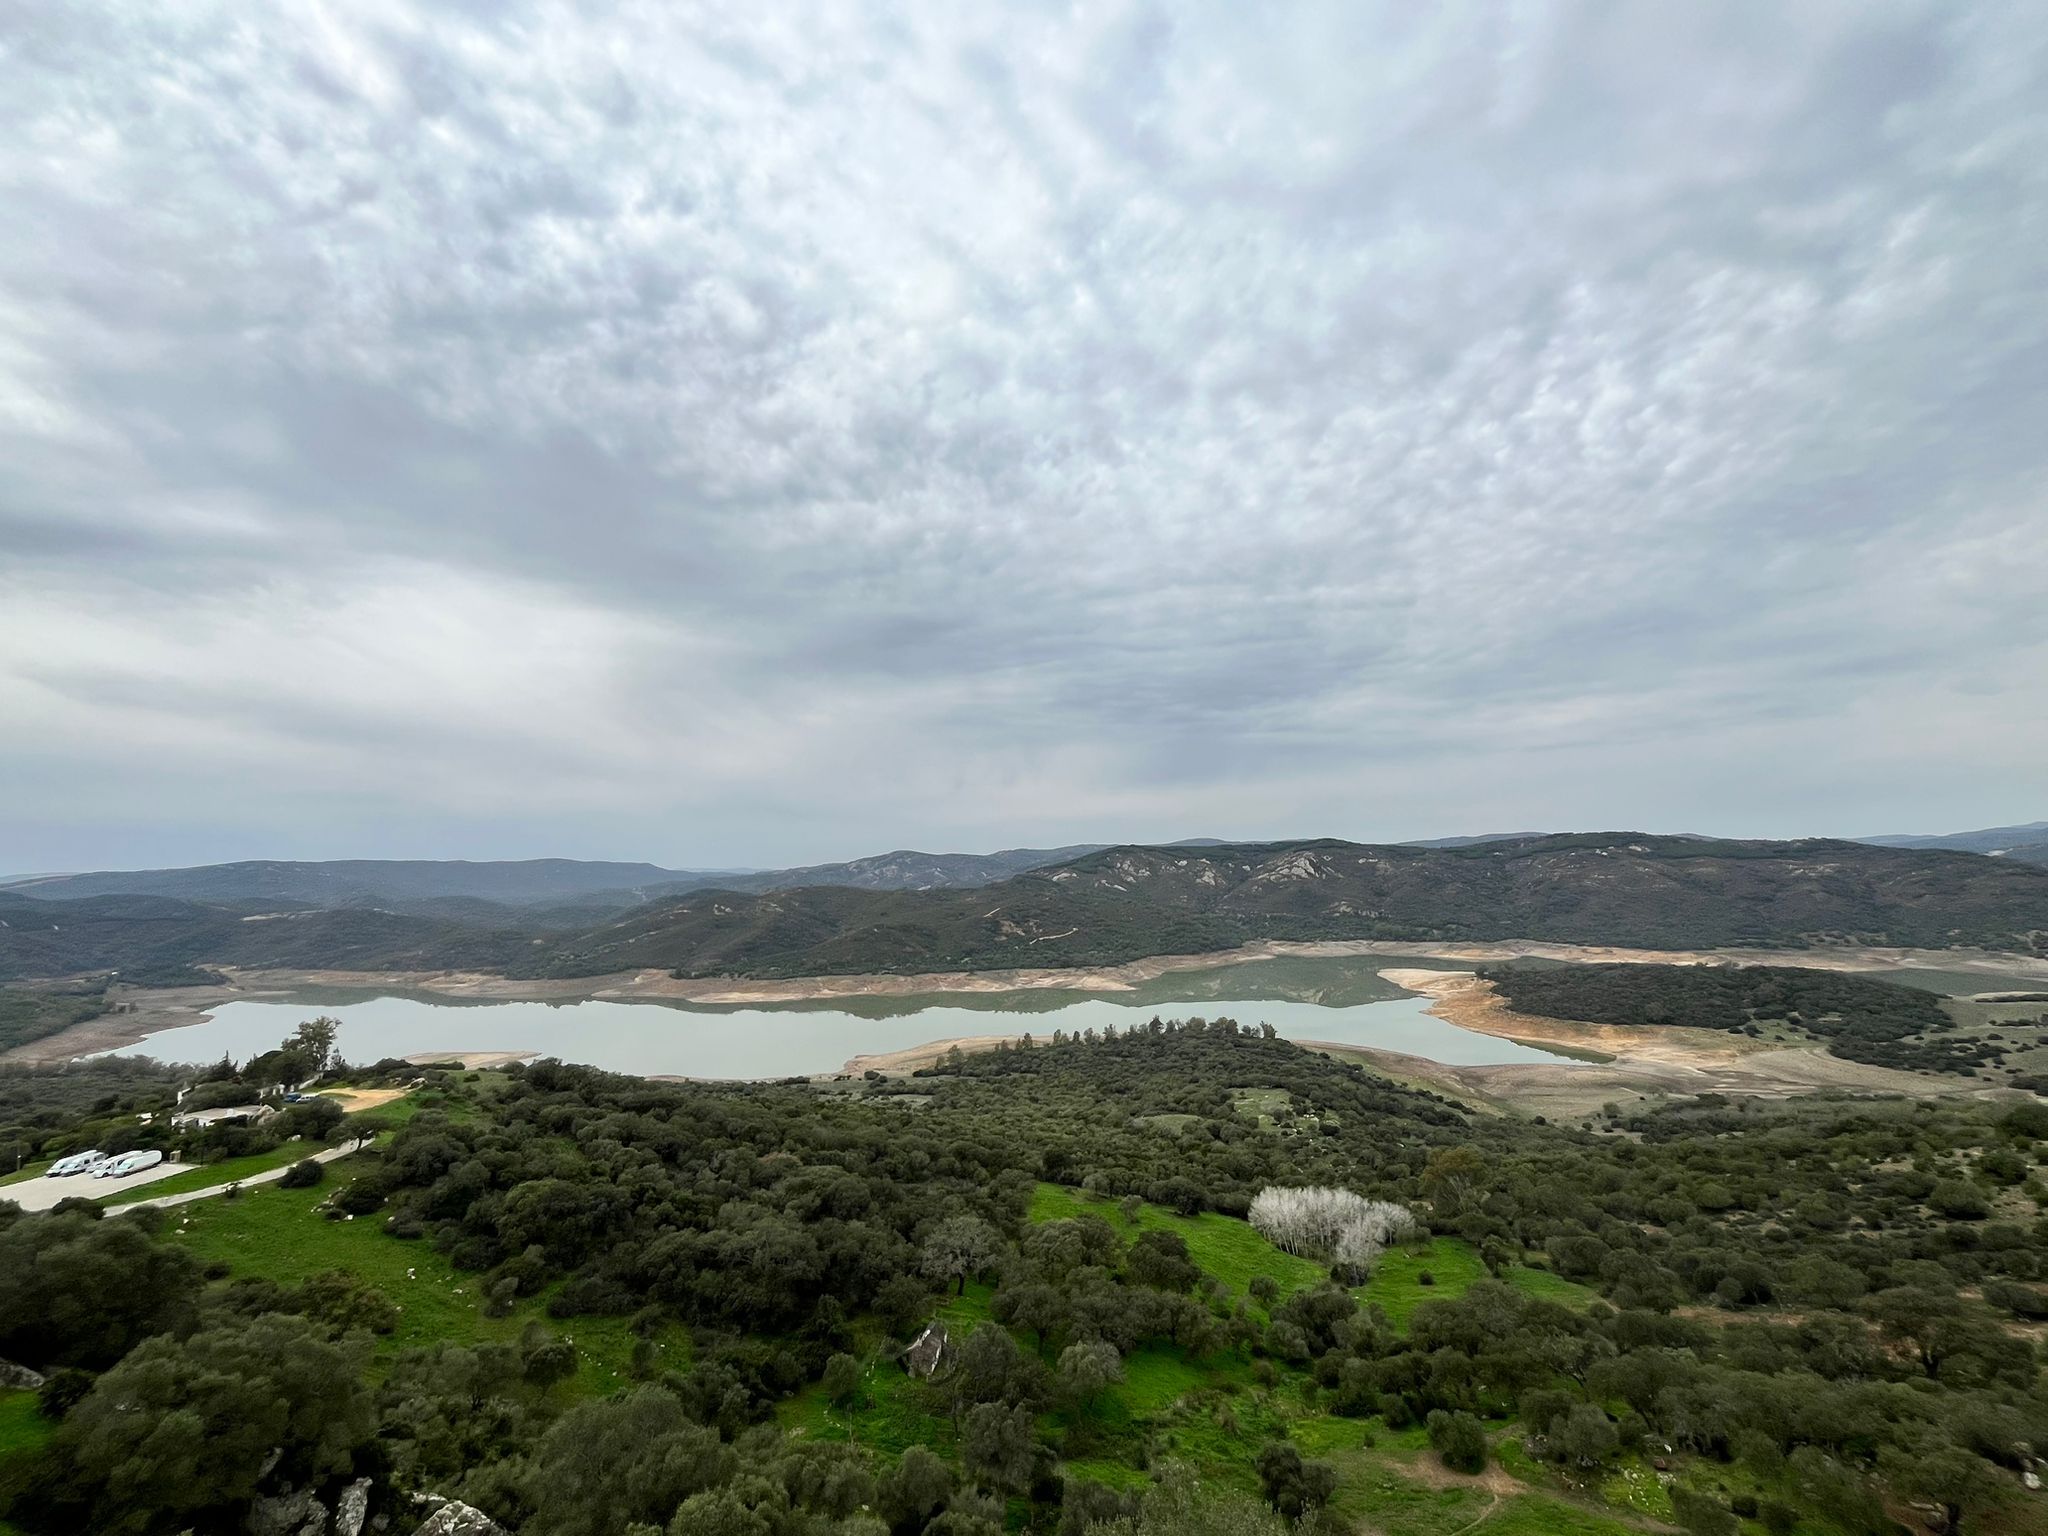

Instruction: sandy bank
[1375,967,1985,1116]
[9,936,2044,1072]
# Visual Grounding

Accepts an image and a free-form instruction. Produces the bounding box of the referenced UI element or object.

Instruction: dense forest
[0,984,111,1057]
[1481,963,2034,1075]
[2,1025,2044,1535]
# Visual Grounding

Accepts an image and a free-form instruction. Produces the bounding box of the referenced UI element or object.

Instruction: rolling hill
[5,834,2044,986]
[0,891,533,982]
[0,858,715,908]
[0,845,1111,910]
[704,844,1108,894]
[1856,819,2048,855]
[519,833,2048,979]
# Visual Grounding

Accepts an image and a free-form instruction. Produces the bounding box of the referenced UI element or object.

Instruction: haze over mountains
[0,846,1111,910]
[1857,821,2048,859]
[6,822,2042,913]
[3,830,2044,986]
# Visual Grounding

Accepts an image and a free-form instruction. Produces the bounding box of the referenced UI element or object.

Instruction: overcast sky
[4,3,2046,872]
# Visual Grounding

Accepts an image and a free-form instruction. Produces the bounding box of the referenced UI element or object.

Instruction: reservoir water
[102,989,1575,1078]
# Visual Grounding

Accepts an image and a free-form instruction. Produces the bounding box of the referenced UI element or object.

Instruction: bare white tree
[1248,1186,1415,1279]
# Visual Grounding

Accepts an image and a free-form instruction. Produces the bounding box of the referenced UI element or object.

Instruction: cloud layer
[4,1,2046,868]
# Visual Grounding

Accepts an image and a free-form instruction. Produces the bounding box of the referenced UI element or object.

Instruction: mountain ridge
[5,833,2044,987]
[1855,820,2048,855]
[527,832,2048,979]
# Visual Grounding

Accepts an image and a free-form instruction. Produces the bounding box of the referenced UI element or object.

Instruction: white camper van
[93,1149,165,1179]
[46,1150,104,1176]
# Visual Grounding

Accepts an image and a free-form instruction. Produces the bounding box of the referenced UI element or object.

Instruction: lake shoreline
[70,986,1576,1083]
[8,937,2043,1091]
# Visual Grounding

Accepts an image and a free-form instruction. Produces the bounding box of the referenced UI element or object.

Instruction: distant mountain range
[3,832,2043,985]
[0,858,723,909]
[0,847,1107,911]
[1855,821,2048,861]
[1398,832,1547,849]
[7,821,2041,919]
[0,833,1571,912]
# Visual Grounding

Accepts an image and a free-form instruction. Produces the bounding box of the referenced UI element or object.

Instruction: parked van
[45,1150,103,1176]
[93,1149,165,1179]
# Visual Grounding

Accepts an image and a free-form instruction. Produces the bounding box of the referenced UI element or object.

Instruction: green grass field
[161,1179,673,1395]
[98,1142,330,1206]
[778,1280,998,1455]
[1359,1238,1596,1328]
[1012,1186,1633,1531]
[1027,1187,1595,1331]
[1028,1183,1327,1306]
[0,1395,55,1536]
[0,1392,54,1460]
[0,1389,55,1536]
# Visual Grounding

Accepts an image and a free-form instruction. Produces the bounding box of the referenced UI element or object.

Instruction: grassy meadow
[22,1057,1889,1536]
[772,1182,1663,1535]
[162,1178,679,1396]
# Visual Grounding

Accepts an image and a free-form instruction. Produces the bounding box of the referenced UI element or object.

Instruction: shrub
[1670,1487,1738,1536]
[1928,1179,1990,1220]
[329,1177,387,1216]
[1426,1409,1488,1473]
[278,1159,324,1190]
[38,1367,94,1419]
[1255,1441,1336,1520]
[822,1352,861,1406]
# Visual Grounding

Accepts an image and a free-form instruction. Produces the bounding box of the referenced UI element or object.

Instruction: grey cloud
[2,0,2045,870]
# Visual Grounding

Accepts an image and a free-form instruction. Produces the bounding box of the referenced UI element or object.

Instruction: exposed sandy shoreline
[9,939,2044,1120]
[1364,967,1998,1116]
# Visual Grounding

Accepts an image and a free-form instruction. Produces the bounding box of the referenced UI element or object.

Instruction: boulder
[337,1478,374,1536]
[0,1358,46,1391]
[899,1322,953,1381]
[246,1486,326,1536]
[413,1502,506,1536]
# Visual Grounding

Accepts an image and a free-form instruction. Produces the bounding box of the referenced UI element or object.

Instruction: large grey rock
[0,1358,46,1391]
[246,1486,326,1536]
[899,1322,953,1380]
[412,1502,506,1536]
[336,1478,374,1536]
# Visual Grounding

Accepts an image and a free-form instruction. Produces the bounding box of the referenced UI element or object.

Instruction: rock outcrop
[412,1497,507,1536]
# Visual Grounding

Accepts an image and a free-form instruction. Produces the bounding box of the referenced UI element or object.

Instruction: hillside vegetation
[1,858,703,908]
[0,892,534,983]
[1479,961,2042,1076]
[533,834,2048,979]
[3,835,2045,989]
[0,985,111,1056]
[3,846,1107,911]
[2,1026,2044,1536]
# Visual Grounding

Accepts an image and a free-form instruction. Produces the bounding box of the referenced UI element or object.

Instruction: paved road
[4,1160,198,1212]
[4,1143,362,1213]
[113,1144,360,1210]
